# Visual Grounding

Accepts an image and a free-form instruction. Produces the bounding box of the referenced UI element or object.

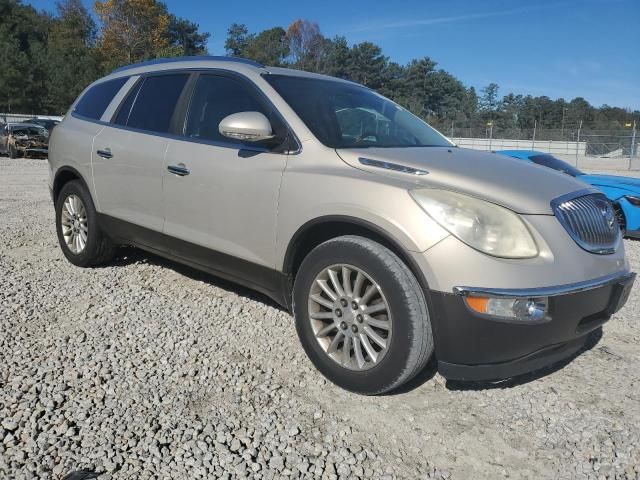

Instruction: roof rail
[111,56,264,74]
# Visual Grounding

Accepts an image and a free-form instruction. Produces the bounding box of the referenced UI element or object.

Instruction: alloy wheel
[308,264,392,371]
[60,194,88,254]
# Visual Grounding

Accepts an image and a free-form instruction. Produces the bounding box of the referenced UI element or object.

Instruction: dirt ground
[1,158,639,479]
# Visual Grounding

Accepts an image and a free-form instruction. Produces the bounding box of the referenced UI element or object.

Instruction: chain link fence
[1,113,64,124]
[445,123,637,158]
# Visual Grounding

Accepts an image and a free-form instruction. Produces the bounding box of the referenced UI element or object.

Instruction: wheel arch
[53,166,91,204]
[282,215,431,296]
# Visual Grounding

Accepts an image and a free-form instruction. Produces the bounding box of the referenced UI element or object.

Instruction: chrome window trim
[72,67,302,156]
[453,270,635,298]
[71,111,275,154]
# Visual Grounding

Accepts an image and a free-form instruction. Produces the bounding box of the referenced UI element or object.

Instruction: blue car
[496,150,640,238]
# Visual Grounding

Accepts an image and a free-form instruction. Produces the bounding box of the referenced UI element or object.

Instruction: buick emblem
[597,200,616,230]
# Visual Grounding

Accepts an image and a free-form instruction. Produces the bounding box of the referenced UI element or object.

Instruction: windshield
[12,126,46,136]
[264,74,453,149]
[529,154,583,177]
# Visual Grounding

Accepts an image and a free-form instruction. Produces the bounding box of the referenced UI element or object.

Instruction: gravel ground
[1,158,639,480]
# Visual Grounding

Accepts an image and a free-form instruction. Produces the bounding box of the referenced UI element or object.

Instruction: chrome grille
[552,192,620,254]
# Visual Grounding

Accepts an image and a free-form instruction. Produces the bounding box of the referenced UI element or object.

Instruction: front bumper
[430,271,635,381]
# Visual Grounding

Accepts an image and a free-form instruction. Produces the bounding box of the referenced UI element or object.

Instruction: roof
[263,66,357,84]
[111,55,264,74]
[106,55,356,85]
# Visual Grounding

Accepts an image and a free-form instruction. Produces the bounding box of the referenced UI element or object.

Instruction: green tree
[45,0,99,113]
[224,24,288,66]
[345,42,387,89]
[0,0,50,113]
[243,27,289,66]
[165,14,209,56]
[320,35,350,78]
[224,23,249,56]
[479,83,500,115]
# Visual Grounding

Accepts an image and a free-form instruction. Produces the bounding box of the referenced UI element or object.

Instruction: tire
[8,144,18,159]
[55,180,116,267]
[614,203,627,235]
[293,235,434,395]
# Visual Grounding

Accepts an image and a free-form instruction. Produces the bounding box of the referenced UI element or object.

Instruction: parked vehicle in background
[0,123,49,159]
[48,56,634,394]
[26,117,60,133]
[497,150,640,238]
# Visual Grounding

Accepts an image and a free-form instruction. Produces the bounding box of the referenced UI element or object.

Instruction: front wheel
[614,203,627,235]
[8,144,19,159]
[293,235,434,395]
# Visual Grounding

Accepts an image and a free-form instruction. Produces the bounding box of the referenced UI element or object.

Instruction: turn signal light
[464,295,549,322]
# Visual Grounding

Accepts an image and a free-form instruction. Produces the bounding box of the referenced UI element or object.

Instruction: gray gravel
[1,158,639,479]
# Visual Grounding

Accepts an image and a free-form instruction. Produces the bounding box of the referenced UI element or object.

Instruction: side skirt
[97,213,291,310]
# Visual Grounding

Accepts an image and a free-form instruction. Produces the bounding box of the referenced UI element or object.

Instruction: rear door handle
[96,148,113,159]
[167,164,190,176]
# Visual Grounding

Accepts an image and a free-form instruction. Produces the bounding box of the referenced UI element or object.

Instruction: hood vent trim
[358,157,428,176]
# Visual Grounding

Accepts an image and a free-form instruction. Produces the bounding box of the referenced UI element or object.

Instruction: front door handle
[96,148,113,159]
[167,163,190,176]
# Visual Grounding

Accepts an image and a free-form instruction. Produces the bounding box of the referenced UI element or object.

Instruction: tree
[165,14,209,56]
[320,35,349,78]
[243,27,289,66]
[94,0,171,70]
[398,57,437,116]
[345,42,387,90]
[0,0,50,113]
[286,19,323,70]
[45,0,99,113]
[224,23,249,56]
[479,83,500,114]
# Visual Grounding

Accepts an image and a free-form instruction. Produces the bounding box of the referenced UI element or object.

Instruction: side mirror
[219,111,275,143]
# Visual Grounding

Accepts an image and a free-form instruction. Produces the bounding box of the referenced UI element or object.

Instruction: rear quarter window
[74,77,128,120]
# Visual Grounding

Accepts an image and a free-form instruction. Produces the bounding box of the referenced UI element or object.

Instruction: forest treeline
[1,0,637,132]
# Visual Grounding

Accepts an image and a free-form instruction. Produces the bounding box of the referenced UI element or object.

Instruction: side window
[113,79,143,126]
[185,74,272,145]
[125,74,189,134]
[74,77,128,120]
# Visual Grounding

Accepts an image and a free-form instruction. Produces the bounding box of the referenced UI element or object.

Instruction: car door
[92,73,190,233]
[162,72,289,269]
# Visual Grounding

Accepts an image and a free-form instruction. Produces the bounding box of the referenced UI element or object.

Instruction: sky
[26,0,640,110]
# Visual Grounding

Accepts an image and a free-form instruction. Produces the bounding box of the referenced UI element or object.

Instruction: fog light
[465,296,549,322]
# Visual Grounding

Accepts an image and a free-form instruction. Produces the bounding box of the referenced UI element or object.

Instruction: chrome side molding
[453,271,636,298]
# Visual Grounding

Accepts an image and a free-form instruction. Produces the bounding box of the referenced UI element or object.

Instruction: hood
[579,174,640,192]
[336,147,592,215]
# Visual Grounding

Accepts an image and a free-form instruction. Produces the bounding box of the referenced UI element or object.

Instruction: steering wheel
[355,131,378,144]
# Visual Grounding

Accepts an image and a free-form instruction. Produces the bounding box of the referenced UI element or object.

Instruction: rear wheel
[293,235,433,395]
[55,180,116,267]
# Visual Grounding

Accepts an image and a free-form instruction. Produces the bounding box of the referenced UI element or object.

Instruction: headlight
[624,195,640,206]
[410,189,538,258]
